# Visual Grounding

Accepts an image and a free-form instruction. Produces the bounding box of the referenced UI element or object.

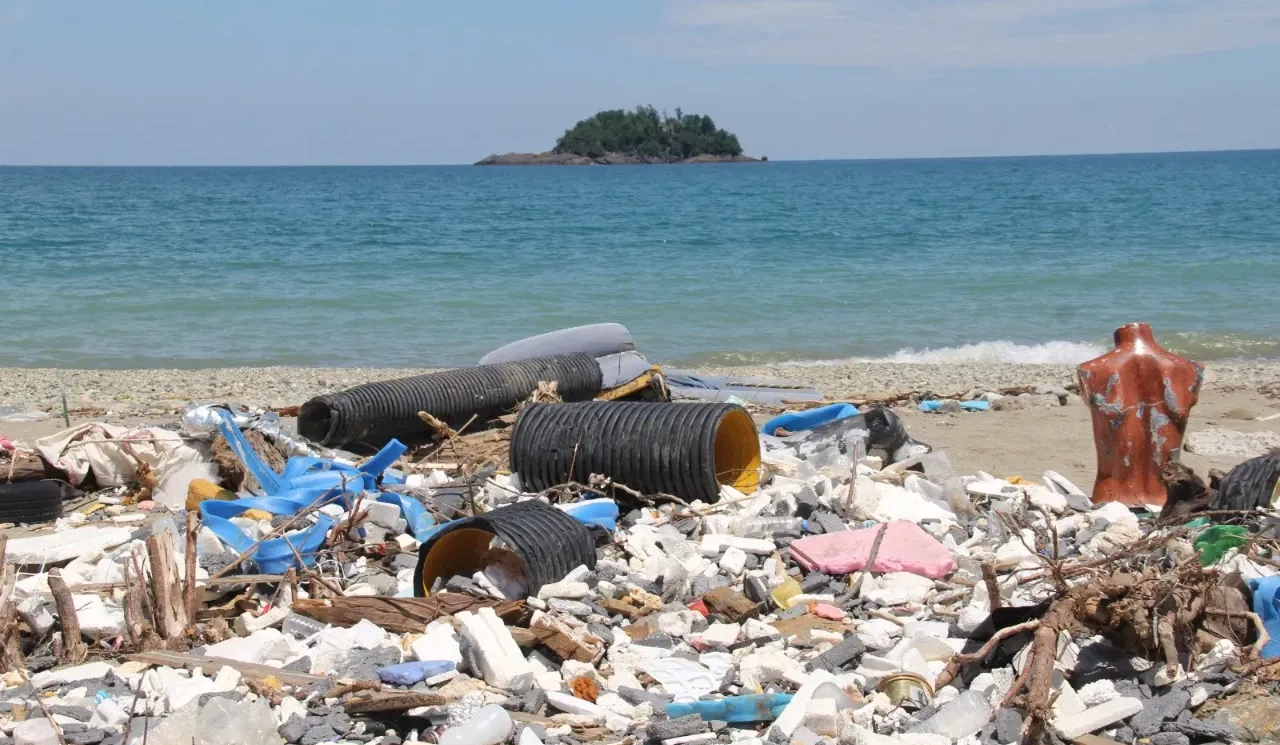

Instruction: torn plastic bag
[772,406,930,464]
[1210,452,1280,511]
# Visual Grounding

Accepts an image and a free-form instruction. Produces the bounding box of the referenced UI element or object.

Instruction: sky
[1,0,1278,165]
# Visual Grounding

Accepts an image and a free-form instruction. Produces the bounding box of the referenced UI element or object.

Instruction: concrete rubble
[1,393,1279,745]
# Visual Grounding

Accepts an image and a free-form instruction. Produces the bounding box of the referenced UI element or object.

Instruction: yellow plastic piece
[714,407,762,493]
[185,478,237,512]
[771,578,802,609]
[241,509,272,521]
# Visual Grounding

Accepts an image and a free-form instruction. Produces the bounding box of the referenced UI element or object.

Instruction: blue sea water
[1,151,1278,369]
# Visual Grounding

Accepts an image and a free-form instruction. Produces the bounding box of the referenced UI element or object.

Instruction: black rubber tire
[0,480,76,524]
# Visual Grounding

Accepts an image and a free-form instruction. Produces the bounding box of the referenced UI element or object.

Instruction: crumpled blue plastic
[203,410,431,573]
[760,403,858,435]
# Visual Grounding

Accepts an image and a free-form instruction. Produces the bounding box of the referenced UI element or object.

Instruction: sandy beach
[3,361,1278,493]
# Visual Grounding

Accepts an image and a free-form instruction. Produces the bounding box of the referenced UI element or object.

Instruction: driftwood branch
[934,619,1041,690]
[49,570,88,665]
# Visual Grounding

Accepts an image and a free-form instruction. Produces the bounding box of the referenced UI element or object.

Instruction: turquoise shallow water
[1,151,1278,368]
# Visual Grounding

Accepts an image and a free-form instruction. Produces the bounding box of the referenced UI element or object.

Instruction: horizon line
[2,146,1277,168]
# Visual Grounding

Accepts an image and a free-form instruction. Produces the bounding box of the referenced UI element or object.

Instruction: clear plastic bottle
[731,516,803,539]
[438,704,514,745]
[281,612,328,640]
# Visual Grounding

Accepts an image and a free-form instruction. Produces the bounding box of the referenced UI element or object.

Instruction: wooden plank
[343,691,445,714]
[291,595,529,634]
[126,651,329,686]
[67,574,286,594]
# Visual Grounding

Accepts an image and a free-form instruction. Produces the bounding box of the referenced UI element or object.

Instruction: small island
[476,106,762,165]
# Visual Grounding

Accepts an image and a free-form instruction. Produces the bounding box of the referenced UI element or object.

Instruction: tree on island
[553,106,744,160]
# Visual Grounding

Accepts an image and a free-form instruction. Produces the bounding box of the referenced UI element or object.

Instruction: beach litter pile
[2,324,1280,745]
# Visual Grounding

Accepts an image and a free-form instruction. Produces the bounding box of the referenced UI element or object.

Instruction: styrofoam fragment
[6,527,133,565]
[456,607,535,693]
[1053,697,1142,739]
[772,670,836,738]
[719,547,748,576]
[363,501,402,530]
[538,581,590,600]
[1077,680,1120,707]
[31,662,114,689]
[698,535,775,556]
[234,605,289,636]
[697,622,741,647]
[414,620,463,665]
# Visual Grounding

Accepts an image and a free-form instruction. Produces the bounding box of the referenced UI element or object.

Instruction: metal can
[876,672,935,710]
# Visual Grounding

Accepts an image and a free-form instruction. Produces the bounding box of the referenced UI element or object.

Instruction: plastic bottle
[908,689,992,740]
[731,517,803,539]
[282,612,328,640]
[666,694,794,723]
[438,704,514,745]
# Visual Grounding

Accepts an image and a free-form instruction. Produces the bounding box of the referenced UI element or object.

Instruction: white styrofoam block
[697,622,741,647]
[545,690,605,717]
[698,535,775,557]
[414,620,463,665]
[203,628,292,665]
[772,669,836,738]
[1053,697,1143,739]
[719,547,748,576]
[31,662,114,689]
[7,527,134,565]
[456,607,535,693]
[363,501,403,530]
[234,605,289,636]
[538,581,591,600]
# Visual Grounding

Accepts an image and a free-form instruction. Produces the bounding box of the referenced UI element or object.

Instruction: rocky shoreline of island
[474,152,762,166]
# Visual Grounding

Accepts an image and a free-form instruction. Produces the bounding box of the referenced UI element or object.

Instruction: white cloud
[651,0,1280,67]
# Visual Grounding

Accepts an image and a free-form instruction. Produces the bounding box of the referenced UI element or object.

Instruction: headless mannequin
[1078,323,1203,507]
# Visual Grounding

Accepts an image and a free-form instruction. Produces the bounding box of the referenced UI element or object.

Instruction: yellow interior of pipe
[419,528,495,596]
[714,408,762,494]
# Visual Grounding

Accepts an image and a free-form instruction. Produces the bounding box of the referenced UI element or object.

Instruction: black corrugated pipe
[510,401,761,503]
[1210,452,1280,511]
[413,499,597,597]
[298,354,603,450]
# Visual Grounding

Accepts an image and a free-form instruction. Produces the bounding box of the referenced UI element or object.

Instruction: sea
[1,150,1278,369]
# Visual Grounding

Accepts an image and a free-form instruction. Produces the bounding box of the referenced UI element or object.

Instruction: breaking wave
[875,340,1108,365]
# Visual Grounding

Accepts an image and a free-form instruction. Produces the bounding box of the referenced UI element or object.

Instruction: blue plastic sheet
[760,403,859,436]
[1249,575,1280,659]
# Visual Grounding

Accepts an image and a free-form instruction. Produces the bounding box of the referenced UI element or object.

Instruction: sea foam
[876,340,1107,365]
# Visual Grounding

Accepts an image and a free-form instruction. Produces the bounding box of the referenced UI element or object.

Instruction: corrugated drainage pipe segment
[297,354,603,449]
[413,499,597,597]
[510,401,761,503]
